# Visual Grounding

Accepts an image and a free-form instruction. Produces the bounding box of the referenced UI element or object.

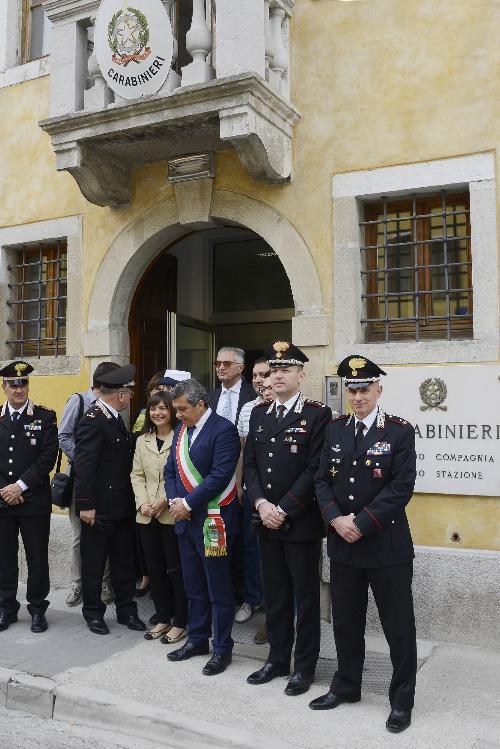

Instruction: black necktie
[11,411,20,423]
[276,404,285,424]
[355,420,365,448]
[187,426,195,446]
[117,414,127,435]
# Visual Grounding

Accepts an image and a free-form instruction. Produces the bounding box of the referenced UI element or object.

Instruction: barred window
[360,192,472,342]
[7,241,67,357]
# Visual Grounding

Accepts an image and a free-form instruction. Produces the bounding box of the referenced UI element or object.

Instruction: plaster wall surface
[1,0,499,550]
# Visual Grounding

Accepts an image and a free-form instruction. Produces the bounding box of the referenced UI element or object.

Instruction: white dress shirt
[216,379,242,425]
[354,405,378,437]
[8,401,29,492]
[182,407,212,511]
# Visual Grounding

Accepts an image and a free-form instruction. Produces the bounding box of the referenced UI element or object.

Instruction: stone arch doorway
[85,188,328,402]
[128,225,295,409]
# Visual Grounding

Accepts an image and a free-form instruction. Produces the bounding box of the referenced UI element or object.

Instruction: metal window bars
[360,191,472,343]
[6,240,67,358]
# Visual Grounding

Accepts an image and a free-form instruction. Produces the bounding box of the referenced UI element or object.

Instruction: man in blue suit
[164,378,240,676]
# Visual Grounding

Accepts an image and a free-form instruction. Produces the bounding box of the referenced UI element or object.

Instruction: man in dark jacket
[74,363,145,635]
[244,340,331,696]
[311,355,417,734]
[0,361,58,633]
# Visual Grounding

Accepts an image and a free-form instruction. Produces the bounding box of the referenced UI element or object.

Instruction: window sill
[0,57,50,90]
[0,355,80,376]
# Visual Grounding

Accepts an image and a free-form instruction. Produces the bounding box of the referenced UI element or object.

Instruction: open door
[129,252,177,416]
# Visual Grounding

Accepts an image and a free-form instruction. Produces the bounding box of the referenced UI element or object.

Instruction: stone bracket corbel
[219,100,297,183]
[53,142,131,207]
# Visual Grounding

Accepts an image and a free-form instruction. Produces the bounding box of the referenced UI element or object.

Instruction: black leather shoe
[247,662,289,685]
[117,614,146,631]
[30,613,48,633]
[285,672,315,696]
[87,619,110,635]
[0,612,18,631]
[167,640,209,661]
[309,691,360,710]
[386,708,412,733]
[202,652,232,676]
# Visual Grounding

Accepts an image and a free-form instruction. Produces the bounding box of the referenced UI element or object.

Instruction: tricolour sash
[176,425,236,557]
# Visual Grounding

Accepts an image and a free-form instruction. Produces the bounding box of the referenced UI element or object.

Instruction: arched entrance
[85,188,328,402]
[128,226,295,405]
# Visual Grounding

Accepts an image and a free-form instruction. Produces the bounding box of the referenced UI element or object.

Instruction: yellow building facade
[1,0,499,564]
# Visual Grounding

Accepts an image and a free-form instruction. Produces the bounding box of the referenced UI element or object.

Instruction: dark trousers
[242,493,263,607]
[0,513,51,616]
[138,521,187,627]
[80,517,137,622]
[330,560,417,710]
[178,522,235,654]
[259,535,321,675]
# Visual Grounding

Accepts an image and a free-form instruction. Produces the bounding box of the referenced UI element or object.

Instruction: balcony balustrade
[39,0,299,207]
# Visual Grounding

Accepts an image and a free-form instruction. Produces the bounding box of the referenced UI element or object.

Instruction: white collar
[193,406,212,433]
[355,406,378,431]
[98,398,119,419]
[276,391,301,414]
[221,379,242,395]
[8,401,29,417]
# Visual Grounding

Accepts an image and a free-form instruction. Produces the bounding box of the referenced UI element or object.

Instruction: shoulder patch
[332,413,349,422]
[386,414,412,428]
[305,399,326,408]
[35,404,55,414]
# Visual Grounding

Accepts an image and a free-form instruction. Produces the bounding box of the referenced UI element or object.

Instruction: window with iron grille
[7,241,67,357]
[360,191,472,342]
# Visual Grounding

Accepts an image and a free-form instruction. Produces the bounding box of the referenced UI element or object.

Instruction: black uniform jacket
[0,400,58,516]
[244,395,332,542]
[208,379,256,425]
[74,401,135,520]
[315,410,416,568]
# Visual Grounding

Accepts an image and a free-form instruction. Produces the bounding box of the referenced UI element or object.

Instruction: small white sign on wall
[94,0,173,100]
[380,365,500,497]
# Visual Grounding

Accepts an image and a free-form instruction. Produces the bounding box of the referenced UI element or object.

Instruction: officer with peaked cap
[0,361,58,634]
[74,363,145,635]
[311,355,417,734]
[244,341,331,696]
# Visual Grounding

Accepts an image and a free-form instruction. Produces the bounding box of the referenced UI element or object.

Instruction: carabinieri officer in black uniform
[311,355,417,734]
[74,363,145,635]
[0,361,58,634]
[244,340,331,696]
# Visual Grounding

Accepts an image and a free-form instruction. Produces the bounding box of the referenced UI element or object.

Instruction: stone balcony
[39,0,299,207]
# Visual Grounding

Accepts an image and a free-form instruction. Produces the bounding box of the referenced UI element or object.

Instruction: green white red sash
[176,424,236,557]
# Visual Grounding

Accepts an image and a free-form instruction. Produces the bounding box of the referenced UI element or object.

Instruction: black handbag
[51,450,74,509]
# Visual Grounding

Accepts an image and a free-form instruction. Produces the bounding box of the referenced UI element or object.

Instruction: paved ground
[0,705,168,749]
[0,585,499,749]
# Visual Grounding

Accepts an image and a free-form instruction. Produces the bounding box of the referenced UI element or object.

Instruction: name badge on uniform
[367,442,391,456]
[30,438,37,446]
[373,468,382,478]
[290,444,298,454]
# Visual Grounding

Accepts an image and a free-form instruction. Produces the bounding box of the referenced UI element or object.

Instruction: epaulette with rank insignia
[332,413,349,422]
[85,406,100,419]
[305,399,326,408]
[386,414,412,428]
[254,401,268,408]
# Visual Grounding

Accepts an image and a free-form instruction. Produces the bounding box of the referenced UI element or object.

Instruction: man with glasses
[0,360,58,634]
[209,348,256,426]
[74,364,145,635]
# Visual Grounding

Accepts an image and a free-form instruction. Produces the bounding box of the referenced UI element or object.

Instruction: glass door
[176,315,214,390]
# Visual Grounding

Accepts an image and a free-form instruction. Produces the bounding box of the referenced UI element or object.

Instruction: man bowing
[165,378,240,676]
